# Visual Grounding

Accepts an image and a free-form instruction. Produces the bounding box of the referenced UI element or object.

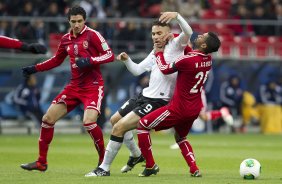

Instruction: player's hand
[75,57,92,69]
[21,43,47,54]
[159,12,178,24]
[22,65,37,77]
[163,33,174,43]
[154,43,164,54]
[116,52,129,61]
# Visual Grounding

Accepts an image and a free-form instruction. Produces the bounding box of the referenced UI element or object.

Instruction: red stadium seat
[250,36,269,58]
[218,35,234,57]
[201,10,216,19]
[233,36,253,58]
[271,37,282,58]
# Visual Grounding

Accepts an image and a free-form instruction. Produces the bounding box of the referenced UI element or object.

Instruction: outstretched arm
[0,36,47,54]
[117,52,153,76]
[159,12,193,45]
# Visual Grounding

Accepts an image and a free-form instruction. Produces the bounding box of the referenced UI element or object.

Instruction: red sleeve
[0,36,23,49]
[89,31,114,64]
[35,39,68,72]
[155,52,177,75]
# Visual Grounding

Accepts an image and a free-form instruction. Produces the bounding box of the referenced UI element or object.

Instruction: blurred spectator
[118,0,140,17]
[141,0,162,17]
[177,0,201,20]
[219,75,243,119]
[78,0,106,18]
[117,22,139,53]
[0,21,12,37]
[30,19,46,45]
[257,80,282,133]
[273,3,282,35]
[240,91,259,133]
[161,0,179,12]
[251,6,274,35]
[43,2,63,33]
[12,75,43,128]
[129,73,150,98]
[229,5,254,36]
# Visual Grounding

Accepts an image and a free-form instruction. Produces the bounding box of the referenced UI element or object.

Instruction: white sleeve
[174,13,193,46]
[124,51,154,76]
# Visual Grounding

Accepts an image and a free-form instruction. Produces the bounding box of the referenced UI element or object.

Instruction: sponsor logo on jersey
[90,101,96,105]
[101,42,109,51]
[83,40,88,49]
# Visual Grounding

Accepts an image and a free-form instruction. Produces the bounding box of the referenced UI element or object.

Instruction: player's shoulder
[85,27,105,42]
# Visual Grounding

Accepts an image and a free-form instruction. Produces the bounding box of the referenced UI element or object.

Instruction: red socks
[84,122,105,165]
[137,129,155,168]
[207,110,222,121]
[38,121,54,164]
[178,139,199,173]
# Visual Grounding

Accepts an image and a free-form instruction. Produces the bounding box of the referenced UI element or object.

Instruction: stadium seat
[218,35,234,57]
[250,36,269,58]
[233,36,253,58]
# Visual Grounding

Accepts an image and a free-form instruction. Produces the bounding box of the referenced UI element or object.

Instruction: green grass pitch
[0,133,281,184]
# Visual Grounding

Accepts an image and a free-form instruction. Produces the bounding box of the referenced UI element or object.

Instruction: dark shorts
[118,93,168,118]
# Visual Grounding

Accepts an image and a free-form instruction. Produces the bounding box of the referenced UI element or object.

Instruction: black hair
[67,5,86,21]
[152,20,171,29]
[204,32,221,54]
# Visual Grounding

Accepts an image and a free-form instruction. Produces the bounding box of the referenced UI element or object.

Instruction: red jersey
[35,26,114,88]
[0,36,22,49]
[155,50,212,117]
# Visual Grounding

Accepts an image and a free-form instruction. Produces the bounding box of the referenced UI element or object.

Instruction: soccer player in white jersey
[85,12,193,177]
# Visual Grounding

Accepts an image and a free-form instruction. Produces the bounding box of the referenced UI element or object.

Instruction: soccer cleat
[85,167,110,177]
[191,170,202,177]
[20,161,47,172]
[138,164,159,177]
[121,155,145,173]
[169,143,179,150]
[220,107,234,126]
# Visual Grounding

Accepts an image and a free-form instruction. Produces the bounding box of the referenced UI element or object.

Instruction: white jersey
[125,34,186,101]
[144,36,187,100]
[123,13,192,101]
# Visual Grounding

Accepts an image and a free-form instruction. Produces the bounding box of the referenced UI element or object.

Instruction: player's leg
[83,109,105,166]
[21,103,68,171]
[174,116,202,177]
[85,111,140,177]
[120,97,168,173]
[110,100,141,164]
[137,106,173,177]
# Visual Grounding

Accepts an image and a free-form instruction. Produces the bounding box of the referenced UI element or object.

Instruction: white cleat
[169,143,179,150]
[220,107,234,126]
[121,165,133,173]
[85,167,110,177]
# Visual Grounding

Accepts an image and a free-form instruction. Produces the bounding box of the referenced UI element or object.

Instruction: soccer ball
[239,158,261,179]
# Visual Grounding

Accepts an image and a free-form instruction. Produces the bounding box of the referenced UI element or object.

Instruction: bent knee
[110,113,122,126]
[42,114,56,124]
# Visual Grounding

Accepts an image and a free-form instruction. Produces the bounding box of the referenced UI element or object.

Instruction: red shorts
[52,84,104,113]
[139,106,198,138]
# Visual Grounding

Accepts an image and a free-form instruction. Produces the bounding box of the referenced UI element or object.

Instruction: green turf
[0,133,281,184]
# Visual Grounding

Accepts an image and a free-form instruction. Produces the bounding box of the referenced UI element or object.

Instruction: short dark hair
[152,20,171,29]
[67,6,86,21]
[205,32,221,54]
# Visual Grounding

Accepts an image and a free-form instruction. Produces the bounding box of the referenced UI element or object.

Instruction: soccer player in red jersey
[137,32,221,177]
[0,35,47,54]
[20,6,114,172]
